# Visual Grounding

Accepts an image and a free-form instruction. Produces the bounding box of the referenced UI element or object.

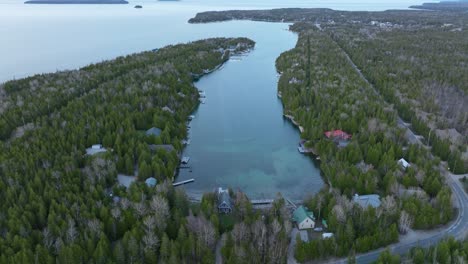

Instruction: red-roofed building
[324,130,352,140]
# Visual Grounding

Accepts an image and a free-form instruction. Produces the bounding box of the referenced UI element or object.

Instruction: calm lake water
[178,29,323,200]
[1,0,428,199]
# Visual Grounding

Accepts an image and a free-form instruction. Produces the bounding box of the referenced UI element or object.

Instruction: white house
[92,144,103,150]
[292,206,315,230]
[398,158,411,169]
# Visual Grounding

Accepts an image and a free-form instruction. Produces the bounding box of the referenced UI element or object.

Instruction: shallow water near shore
[178,29,323,200]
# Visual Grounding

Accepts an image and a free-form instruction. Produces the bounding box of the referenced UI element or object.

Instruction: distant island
[25,0,128,4]
[410,1,468,11]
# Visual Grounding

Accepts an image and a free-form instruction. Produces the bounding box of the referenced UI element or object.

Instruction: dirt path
[215,233,226,264]
[288,228,299,264]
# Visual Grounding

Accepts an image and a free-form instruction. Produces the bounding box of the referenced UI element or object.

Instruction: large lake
[1,0,428,199]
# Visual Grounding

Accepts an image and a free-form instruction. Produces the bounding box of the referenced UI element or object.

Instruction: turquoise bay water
[178,28,322,200]
[0,0,429,199]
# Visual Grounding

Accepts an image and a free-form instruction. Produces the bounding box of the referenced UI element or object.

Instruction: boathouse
[292,206,315,230]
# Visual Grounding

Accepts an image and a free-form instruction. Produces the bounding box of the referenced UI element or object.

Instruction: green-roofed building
[292,206,316,230]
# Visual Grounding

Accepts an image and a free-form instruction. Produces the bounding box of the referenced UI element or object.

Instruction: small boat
[188,115,195,120]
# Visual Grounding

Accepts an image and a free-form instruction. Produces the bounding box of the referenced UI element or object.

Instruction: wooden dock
[173,179,195,187]
[285,197,298,209]
[250,199,274,205]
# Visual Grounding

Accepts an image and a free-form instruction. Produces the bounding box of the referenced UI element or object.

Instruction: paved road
[326,34,468,263]
[288,228,299,264]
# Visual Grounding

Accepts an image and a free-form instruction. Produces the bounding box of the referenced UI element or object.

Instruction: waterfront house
[217,188,232,214]
[146,127,162,137]
[324,130,352,140]
[292,206,315,230]
[352,194,381,208]
[325,130,352,148]
[398,158,410,170]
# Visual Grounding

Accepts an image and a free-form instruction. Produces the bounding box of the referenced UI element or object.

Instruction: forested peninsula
[190,5,468,262]
[0,38,299,263]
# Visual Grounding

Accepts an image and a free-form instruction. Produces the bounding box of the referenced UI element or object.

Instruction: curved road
[320,31,468,263]
[348,171,468,264]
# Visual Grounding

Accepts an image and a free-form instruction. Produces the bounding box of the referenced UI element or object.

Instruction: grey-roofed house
[146,127,162,137]
[148,144,175,153]
[352,194,381,208]
[217,188,232,214]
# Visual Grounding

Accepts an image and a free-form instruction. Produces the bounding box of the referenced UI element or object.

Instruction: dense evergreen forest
[1,3,467,263]
[281,24,452,262]
[0,37,296,263]
[190,4,467,262]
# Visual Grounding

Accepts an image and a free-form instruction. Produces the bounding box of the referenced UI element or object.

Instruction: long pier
[173,179,195,187]
[250,199,274,205]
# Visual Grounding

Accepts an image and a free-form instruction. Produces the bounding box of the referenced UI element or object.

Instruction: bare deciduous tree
[87,219,102,237]
[42,227,54,250]
[133,202,147,218]
[186,213,217,249]
[142,233,159,251]
[332,204,347,224]
[398,210,413,234]
[66,219,78,244]
[149,195,170,231]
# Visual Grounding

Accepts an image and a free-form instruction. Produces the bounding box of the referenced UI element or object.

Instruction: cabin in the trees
[149,144,176,153]
[324,129,352,147]
[86,144,107,155]
[292,206,316,230]
[398,158,411,170]
[352,194,381,208]
[217,188,232,214]
[146,127,162,137]
[145,177,157,187]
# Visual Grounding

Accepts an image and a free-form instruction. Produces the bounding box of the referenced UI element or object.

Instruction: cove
[178,27,323,200]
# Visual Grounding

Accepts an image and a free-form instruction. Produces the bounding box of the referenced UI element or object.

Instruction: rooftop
[149,144,175,153]
[353,194,381,208]
[146,127,162,137]
[145,177,157,187]
[293,206,315,223]
[324,130,352,140]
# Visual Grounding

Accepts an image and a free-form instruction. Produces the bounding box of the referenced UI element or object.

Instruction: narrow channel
[178,25,323,200]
